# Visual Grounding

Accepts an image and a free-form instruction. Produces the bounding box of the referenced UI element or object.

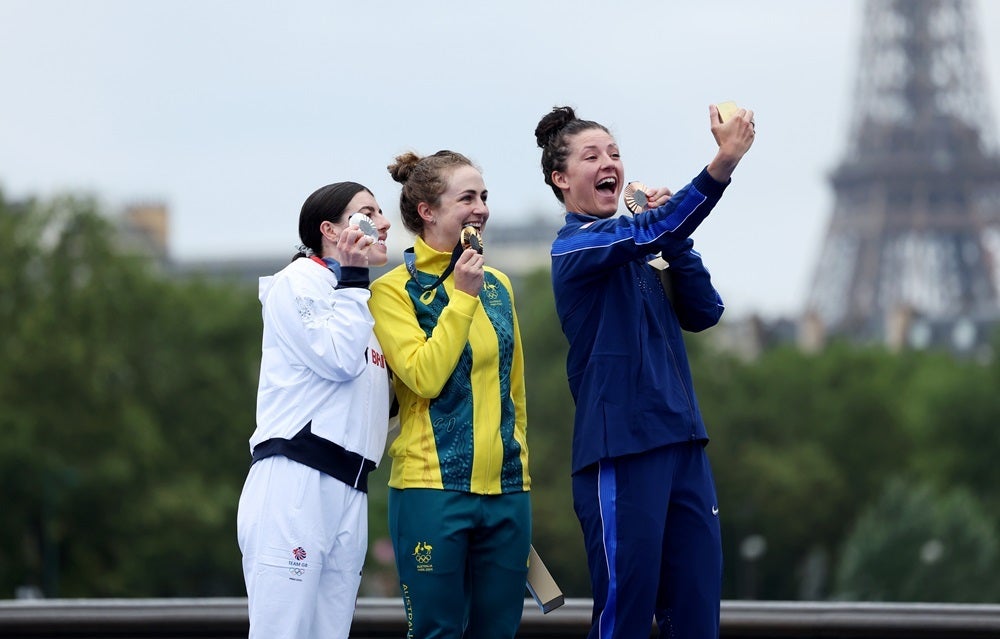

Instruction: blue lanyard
[403,242,464,292]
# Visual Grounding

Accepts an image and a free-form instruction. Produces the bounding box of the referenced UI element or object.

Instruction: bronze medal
[623,181,649,214]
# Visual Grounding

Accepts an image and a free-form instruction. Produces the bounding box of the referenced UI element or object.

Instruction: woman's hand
[707,104,756,183]
[453,248,485,296]
[336,224,375,267]
[642,186,674,210]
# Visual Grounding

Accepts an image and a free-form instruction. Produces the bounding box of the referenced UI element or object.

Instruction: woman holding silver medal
[534,103,755,639]
[237,181,392,639]
[369,150,531,639]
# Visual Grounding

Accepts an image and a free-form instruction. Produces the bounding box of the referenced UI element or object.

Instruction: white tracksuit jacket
[250,256,389,465]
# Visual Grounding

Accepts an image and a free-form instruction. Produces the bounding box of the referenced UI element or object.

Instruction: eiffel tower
[803,0,1000,355]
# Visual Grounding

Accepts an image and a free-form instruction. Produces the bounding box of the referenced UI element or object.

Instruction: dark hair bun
[534,106,577,148]
[387,151,421,184]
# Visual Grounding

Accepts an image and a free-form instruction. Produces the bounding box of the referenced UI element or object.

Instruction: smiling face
[339,190,391,266]
[420,164,489,252]
[551,128,623,218]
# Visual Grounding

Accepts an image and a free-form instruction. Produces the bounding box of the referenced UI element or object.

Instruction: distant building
[130,207,562,287]
[119,202,169,259]
[803,0,1000,359]
[711,314,801,361]
[126,204,814,360]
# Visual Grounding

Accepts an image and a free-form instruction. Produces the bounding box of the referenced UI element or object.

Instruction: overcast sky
[3,0,1000,318]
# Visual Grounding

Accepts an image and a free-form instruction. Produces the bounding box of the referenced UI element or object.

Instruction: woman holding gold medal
[369,150,531,639]
[534,103,754,639]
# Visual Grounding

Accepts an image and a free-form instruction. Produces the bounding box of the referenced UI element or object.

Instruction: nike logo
[712,505,719,516]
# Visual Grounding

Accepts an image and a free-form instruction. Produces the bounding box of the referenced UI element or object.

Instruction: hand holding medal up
[348,212,379,242]
[453,225,485,297]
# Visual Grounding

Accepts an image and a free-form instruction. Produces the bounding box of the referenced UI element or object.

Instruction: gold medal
[461,225,484,254]
[623,181,649,214]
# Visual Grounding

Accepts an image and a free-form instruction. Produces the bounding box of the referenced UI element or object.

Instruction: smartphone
[717,101,739,122]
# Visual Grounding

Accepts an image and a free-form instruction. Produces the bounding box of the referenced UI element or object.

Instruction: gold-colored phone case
[717,101,739,123]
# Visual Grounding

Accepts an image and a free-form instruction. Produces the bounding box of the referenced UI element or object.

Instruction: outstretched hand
[706,104,755,183]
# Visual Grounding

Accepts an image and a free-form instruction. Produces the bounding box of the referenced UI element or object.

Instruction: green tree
[906,348,1000,517]
[515,268,590,597]
[834,478,1000,602]
[698,342,920,600]
[0,193,259,597]
[9,186,1000,604]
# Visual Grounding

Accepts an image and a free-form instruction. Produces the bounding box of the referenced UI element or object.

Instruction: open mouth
[596,177,618,194]
[462,220,485,237]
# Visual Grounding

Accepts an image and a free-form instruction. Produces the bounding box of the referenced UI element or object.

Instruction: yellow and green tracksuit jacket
[369,236,530,495]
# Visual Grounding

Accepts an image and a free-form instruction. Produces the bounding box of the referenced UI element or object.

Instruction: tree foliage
[4,188,1000,602]
[0,192,259,597]
[696,340,1000,601]
[834,479,1000,602]
[514,269,590,595]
